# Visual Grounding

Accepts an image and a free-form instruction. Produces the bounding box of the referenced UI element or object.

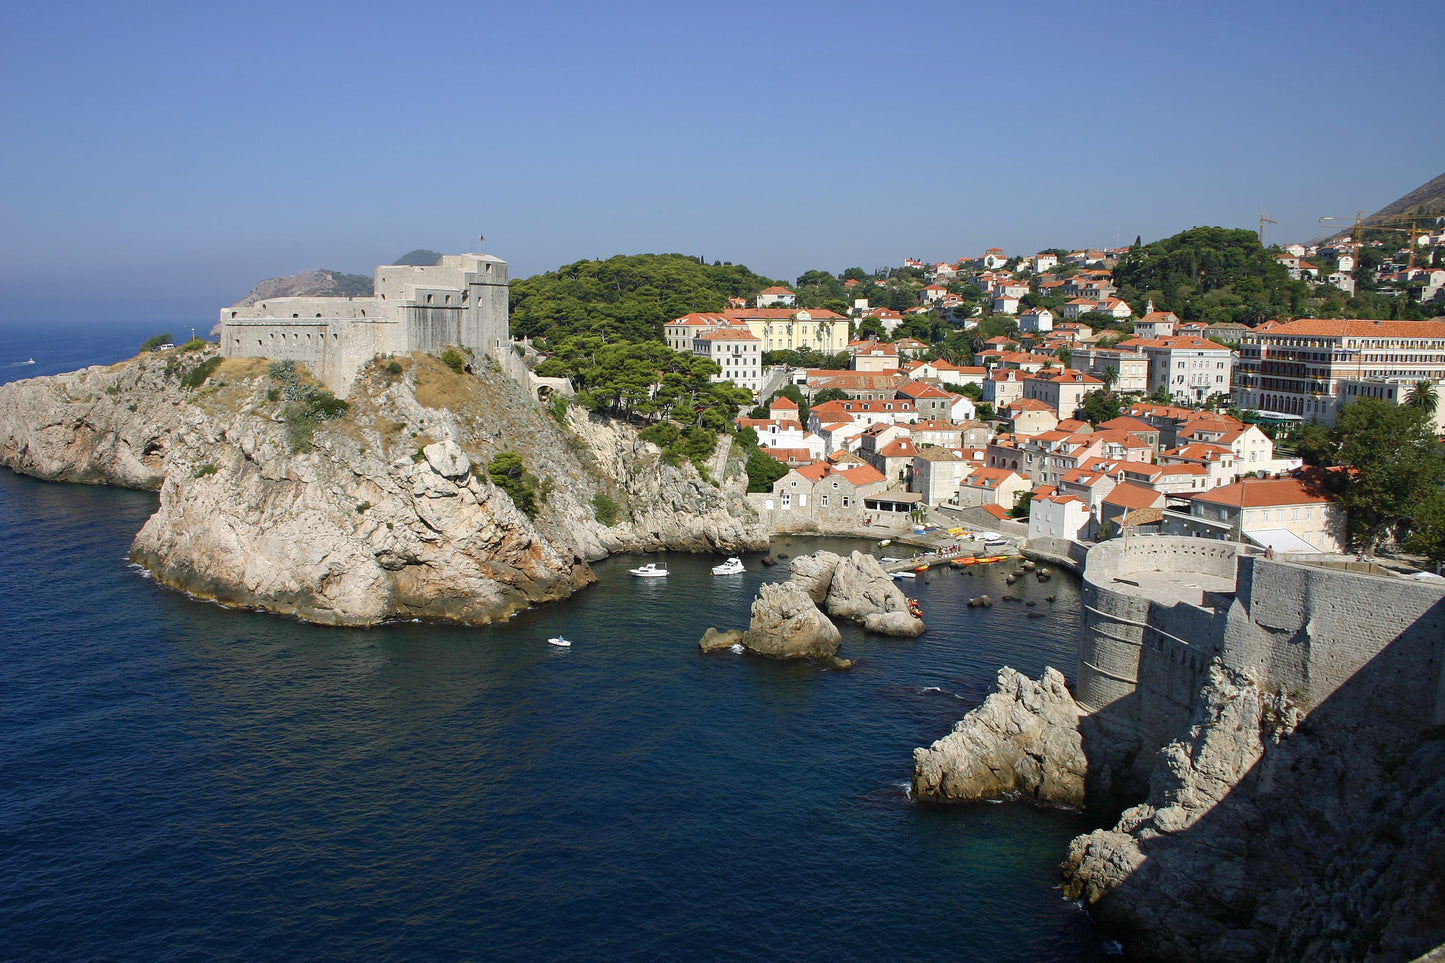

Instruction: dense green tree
[1405,489,1445,567]
[510,254,781,343]
[1405,380,1440,416]
[535,336,748,427]
[1325,400,1445,549]
[1079,390,1123,425]
[1112,227,1310,325]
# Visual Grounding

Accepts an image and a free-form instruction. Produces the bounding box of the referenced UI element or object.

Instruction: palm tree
[1102,364,1118,392]
[1405,380,1439,417]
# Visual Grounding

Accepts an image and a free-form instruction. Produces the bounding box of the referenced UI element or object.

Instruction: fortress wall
[403,305,467,355]
[1077,538,1241,719]
[1227,556,1445,724]
[1076,536,1445,768]
[322,319,406,396]
[223,320,329,370]
[1136,602,1228,749]
[218,254,513,399]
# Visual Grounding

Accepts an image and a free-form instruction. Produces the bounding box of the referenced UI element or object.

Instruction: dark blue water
[0,321,1107,961]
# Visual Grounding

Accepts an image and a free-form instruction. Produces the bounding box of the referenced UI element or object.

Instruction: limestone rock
[912,666,1085,806]
[698,627,743,653]
[863,611,925,637]
[0,349,769,627]
[741,580,841,660]
[423,440,470,479]
[824,550,923,636]
[787,550,841,604]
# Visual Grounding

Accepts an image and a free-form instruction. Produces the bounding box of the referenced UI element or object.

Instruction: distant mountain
[231,269,373,307]
[1367,171,1445,223]
[391,249,443,266]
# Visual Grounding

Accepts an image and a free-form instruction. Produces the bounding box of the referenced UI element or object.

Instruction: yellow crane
[1258,212,1278,245]
[1320,212,1434,274]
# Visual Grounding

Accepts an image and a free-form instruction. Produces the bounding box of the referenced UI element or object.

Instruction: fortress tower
[219,253,509,396]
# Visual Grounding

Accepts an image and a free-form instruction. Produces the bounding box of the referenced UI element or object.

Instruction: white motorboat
[547,636,572,647]
[629,563,669,578]
[711,557,745,576]
[891,571,916,580]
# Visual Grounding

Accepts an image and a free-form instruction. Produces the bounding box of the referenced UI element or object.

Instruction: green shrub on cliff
[592,493,620,526]
[440,349,466,374]
[487,451,547,518]
[180,356,223,389]
[267,360,351,452]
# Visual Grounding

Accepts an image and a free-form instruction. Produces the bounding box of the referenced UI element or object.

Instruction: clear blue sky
[2,0,1441,324]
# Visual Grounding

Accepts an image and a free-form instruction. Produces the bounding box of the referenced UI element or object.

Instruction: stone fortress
[219,253,510,396]
[1072,536,1445,787]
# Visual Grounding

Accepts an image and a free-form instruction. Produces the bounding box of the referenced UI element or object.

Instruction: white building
[693,329,763,393]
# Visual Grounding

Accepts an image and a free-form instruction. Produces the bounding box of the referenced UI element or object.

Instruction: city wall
[1077,536,1445,768]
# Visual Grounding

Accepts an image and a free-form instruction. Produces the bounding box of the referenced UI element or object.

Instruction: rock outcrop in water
[911,667,1086,806]
[787,550,925,638]
[741,580,842,660]
[0,348,768,625]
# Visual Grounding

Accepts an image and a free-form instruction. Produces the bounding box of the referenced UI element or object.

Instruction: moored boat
[711,557,745,576]
[547,636,572,647]
[629,562,669,578]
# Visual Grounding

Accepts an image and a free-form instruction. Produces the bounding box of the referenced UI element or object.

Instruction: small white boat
[711,557,745,576]
[629,562,669,578]
[891,571,916,580]
[547,636,572,647]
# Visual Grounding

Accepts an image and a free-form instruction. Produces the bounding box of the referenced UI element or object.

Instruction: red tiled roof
[1104,482,1165,510]
[1248,318,1445,339]
[1192,476,1334,508]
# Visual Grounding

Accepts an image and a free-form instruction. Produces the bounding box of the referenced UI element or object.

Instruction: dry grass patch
[216,357,270,379]
[412,353,482,414]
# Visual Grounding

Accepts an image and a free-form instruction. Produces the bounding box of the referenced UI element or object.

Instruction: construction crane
[1258,212,1278,245]
[1320,212,1434,271]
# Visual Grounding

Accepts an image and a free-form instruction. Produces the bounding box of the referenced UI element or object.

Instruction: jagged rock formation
[913,534,1445,961]
[740,581,841,660]
[1060,661,1445,962]
[822,551,925,637]
[0,358,189,488]
[784,550,924,638]
[231,269,373,306]
[0,348,768,625]
[912,667,1085,806]
[787,550,841,604]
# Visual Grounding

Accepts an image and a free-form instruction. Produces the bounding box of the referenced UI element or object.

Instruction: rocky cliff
[918,655,1445,962]
[0,347,768,625]
[912,667,1086,806]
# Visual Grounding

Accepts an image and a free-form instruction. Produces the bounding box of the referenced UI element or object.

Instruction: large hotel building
[1232,318,1445,429]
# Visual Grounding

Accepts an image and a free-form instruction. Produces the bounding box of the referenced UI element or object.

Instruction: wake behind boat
[710,557,745,576]
[629,562,668,578]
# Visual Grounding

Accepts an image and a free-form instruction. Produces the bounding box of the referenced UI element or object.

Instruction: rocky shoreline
[0,349,768,625]
[912,570,1445,963]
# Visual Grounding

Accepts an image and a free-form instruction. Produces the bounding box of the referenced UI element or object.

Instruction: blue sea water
[0,321,1108,961]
